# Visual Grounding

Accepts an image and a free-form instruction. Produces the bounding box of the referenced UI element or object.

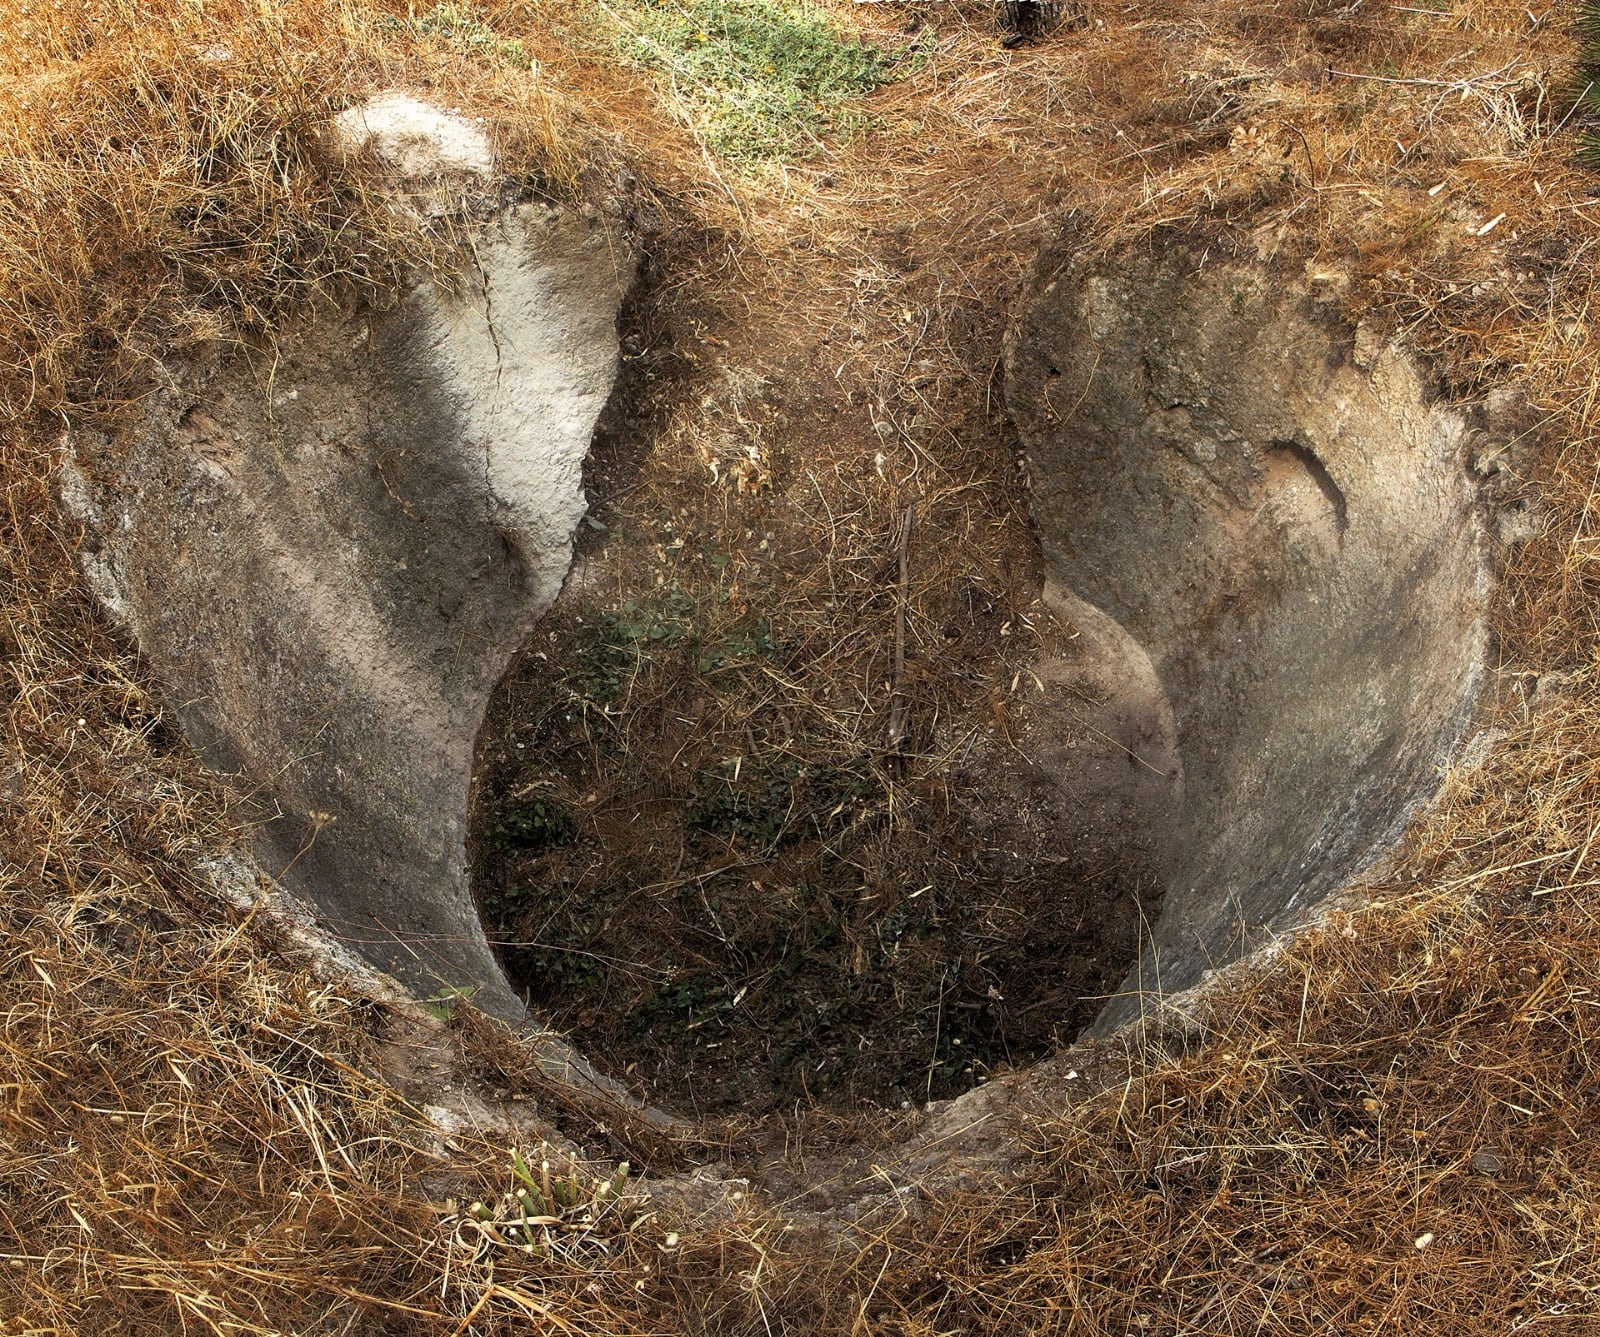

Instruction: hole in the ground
[55,91,1493,1138]
[69,160,1489,1126]
[472,587,1167,1118]
[470,286,1152,1118]
[472,250,1488,1118]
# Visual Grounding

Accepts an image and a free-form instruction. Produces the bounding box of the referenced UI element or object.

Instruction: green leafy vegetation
[492,879,617,995]
[421,983,479,1021]
[566,585,775,704]
[487,796,577,854]
[608,0,900,162]
[566,588,699,703]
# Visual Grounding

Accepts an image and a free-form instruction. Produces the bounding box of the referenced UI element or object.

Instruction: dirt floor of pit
[469,233,1184,1118]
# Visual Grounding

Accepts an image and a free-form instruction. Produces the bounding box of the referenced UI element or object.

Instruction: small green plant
[487,880,620,996]
[632,972,730,1032]
[568,588,698,703]
[687,760,795,849]
[608,0,898,163]
[421,984,478,1021]
[698,615,776,673]
[564,587,778,705]
[488,797,577,854]
[461,1150,638,1256]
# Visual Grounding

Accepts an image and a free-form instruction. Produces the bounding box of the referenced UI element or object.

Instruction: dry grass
[5,0,1600,1332]
[0,0,712,420]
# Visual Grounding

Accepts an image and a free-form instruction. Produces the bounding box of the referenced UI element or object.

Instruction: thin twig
[886,500,915,758]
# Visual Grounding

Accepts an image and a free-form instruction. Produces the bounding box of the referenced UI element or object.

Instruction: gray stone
[1470,1147,1506,1176]
[62,103,631,1019]
[1005,249,1488,1031]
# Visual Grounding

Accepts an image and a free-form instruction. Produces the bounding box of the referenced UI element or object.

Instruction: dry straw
[4,0,1600,1332]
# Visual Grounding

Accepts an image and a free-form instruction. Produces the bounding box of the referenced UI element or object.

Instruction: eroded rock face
[1006,251,1487,1029]
[63,103,630,1018]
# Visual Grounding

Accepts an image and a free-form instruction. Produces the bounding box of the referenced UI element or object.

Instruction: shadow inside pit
[469,577,1173,1119]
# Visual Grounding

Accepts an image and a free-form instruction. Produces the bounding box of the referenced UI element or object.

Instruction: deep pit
[471,584,1174,1116]
[58,102,1489,1118]
[471,248,1488,1116]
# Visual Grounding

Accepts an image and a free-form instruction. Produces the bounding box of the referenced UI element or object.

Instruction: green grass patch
[378,4,536,69]
[608,0,904,163]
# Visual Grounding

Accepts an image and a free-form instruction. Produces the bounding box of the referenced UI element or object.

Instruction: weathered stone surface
[62,101,631,1018]
[1006,249,1488,1029]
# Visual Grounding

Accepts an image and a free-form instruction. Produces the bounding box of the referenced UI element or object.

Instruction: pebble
[1470,1147,1506,1176]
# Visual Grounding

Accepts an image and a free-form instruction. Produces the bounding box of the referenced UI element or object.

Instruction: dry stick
[887,501,915,762]
[1285,123,1318,183]
[1328,59,1518,90]
[925,964,949,1104]
[1060,702,1168,777]
[447,1287,494,1337]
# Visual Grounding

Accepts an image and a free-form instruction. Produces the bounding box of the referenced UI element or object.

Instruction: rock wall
[1006,250,1488,1030]
[62,100,631,1018]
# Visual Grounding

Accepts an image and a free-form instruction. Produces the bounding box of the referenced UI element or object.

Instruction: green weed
[608,0,899,163]
[697,615,775,673]
[421,984,479,1021]
[490,879,619,996]
[488,797,577,854]
[565,586,775,703]
[460,1150,638,1257]
[567,588,698,703]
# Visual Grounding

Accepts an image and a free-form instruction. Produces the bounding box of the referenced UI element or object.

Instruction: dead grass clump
[2,0,403,416]
[0,0,679,422]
